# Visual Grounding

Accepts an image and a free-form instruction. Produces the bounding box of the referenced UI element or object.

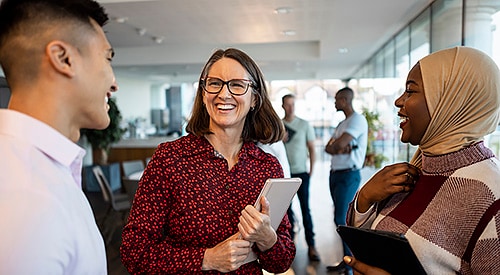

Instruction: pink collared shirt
[0,109,106,274]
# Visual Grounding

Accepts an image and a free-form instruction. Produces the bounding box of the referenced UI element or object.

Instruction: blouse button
[228,210,233,215]
[225,185,230,189]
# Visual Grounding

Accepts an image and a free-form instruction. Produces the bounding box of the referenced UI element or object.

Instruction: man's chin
[88,119,111,130]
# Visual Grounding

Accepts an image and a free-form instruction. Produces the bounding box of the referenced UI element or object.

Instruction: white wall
[150,83,169,109]
[113,75,154,125]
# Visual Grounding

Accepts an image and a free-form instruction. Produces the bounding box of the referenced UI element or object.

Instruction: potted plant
[81,97,126,165]
[362,108,388,168]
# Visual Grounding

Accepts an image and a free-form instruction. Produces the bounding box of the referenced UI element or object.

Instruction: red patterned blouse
[120,134,295,274]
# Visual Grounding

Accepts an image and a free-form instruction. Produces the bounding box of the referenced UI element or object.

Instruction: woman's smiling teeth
[399,115,409,128]
[217,104,235,110]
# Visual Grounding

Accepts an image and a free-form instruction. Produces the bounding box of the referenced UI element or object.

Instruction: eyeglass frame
[200,77,255,96]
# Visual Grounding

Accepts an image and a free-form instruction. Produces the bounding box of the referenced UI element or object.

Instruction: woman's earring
[250,106,255,111]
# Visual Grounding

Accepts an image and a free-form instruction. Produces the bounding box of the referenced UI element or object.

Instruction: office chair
[122,178,139,204]
[121,159,145,178]
[92,166,131,245]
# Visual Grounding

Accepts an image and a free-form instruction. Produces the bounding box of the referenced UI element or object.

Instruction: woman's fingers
[344,256,391,275]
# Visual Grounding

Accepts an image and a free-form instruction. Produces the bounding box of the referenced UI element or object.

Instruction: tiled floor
[86,158,377,275]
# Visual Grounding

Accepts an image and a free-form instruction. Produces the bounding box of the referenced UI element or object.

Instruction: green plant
[362,108,388,168]
[81,97,126,152]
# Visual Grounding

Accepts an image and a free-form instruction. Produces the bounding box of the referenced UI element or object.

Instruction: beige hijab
[410,46,500,168]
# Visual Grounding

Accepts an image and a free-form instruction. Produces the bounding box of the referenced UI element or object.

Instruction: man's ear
[46,41,76,78]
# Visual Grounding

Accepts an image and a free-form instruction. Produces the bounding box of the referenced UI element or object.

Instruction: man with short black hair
[0,0,118,273]
[325,87,368,273]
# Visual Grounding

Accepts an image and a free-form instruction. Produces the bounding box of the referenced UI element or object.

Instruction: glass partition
[431,0,462,51]
[410,9,431,66]
[351,0,500,163]
[182,0,500,165]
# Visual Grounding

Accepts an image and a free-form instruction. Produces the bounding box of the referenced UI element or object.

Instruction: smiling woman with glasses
[121,48,295,274]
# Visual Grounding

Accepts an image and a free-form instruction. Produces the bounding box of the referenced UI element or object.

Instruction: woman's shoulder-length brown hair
[185,48,285,144]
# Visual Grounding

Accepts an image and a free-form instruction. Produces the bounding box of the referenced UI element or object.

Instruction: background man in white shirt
[325,87,368,273]
[0,0,118,273]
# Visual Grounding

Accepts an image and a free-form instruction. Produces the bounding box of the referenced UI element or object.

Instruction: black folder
[337,225,426,275]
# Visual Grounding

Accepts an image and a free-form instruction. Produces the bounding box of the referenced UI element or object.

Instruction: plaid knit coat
[348,142,500,274]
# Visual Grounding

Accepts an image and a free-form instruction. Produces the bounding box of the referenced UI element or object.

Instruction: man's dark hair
[337,87,354,102]
[0,0,109,79]
[0,0,108,32]
[282,94,295,105]
[337,87,353,95]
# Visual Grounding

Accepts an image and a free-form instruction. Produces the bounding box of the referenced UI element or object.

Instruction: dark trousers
[287,172,315,247]
[329,169,361,256]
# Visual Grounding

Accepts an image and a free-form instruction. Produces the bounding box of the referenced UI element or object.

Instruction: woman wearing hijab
[120,48,295,274]
[344,47,500,274]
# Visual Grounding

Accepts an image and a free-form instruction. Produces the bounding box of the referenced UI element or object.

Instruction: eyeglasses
[201,77,254,96]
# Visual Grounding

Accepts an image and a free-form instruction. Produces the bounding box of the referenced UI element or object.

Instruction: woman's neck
[205,130,244,169]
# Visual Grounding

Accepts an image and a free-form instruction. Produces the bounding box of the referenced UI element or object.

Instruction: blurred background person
[282,94,320,262]
[121,48,295,274]
[258,140,291,178]
[324,87,368,273]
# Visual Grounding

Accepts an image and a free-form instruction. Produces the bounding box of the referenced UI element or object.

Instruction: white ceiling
[7,0,434,83]
[99,0,434,83]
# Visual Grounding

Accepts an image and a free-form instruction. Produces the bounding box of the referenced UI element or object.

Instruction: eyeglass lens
[203,77,251,95]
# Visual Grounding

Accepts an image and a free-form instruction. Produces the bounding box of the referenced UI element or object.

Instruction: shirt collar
[188,133,264,161]
[0,110,86,187]
[422,141,494,175]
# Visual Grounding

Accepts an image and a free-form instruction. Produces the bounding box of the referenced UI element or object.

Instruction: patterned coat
[348,142,500,274]
[121,134,295,274]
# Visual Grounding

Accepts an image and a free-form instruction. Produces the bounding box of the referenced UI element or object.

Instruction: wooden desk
[108,136,177,164]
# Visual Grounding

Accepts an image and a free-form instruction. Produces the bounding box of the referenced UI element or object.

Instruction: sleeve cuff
[352,195,377,227]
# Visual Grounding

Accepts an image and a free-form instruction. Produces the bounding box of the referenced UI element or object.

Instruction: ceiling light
[114,17,128,23]
[153,36,164,44]
[338,48,349,54]
[137,28,147,36]
[274,7,292,14]
[281,30,296,36]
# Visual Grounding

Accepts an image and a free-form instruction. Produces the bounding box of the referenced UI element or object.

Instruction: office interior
[1,0,499,167]
[1,0,500,274]
[96,0,500,167]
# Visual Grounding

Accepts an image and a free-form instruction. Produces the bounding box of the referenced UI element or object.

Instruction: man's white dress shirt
[0,109,106,275]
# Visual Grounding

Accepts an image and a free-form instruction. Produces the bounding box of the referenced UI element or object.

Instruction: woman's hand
[202,233,252,272]
[344,256,391,275]
[357,162,420,212]
[238,196,277,252]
